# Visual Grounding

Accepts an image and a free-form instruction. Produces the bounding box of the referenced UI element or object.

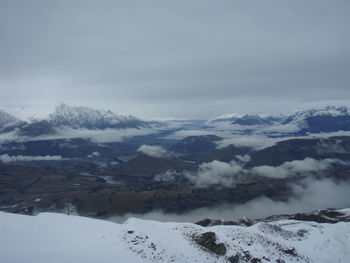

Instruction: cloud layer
[109,178,350,223]
[156,157,348,187]
[137,145,169,158]
[0,127,158,145]
[1,0,349,118]
[0,154,64,163]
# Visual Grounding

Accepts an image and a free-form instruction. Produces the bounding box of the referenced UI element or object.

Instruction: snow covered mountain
[284,106,350,133]
[0,109,21,131]
[1,208,349,263]
[0,104,150,138]
[48,103,147,129]
[208,113,285,126]
[208,106,350,134]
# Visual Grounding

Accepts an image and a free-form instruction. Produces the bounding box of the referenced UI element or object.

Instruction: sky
[0,0,349,119]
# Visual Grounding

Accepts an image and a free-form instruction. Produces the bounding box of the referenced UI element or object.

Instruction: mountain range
[1,104,350,160]
[0,103,148,137]
[208,106,350,134]
[1,104,350,137]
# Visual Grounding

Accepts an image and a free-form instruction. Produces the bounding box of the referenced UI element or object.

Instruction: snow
[48,103,140,128]
[0,212,143,263]
[0,109,19,127]
[1,211,350,263]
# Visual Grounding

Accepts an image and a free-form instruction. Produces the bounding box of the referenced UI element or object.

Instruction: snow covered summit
[0,109,20,129]
[48,103,147,129]
[1,208,349,263]
[207,106,350,135]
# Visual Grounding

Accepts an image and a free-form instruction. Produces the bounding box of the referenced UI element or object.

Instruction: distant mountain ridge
[1,104,350,138]
[208,106,350,134]
[48,103,146,129]
[207,113,286,125]
[0,103,148,137]
[285,106,350,133]
[0,109,21,129]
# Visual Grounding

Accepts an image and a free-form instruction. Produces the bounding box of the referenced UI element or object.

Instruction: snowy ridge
[1,209,350,263]
[288,106,350,120]
[209,106,350,125]
[48,103,143,129]
[207,113,286,125]
[207,113,245,123]
[206,106,350,135]
[0,109,20,128]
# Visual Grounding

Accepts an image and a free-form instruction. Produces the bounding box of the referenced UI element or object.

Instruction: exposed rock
[195,218,224,227]
[227,254,240,263]
[195,218,212,227]
[237,217,254,226]
[195,217,254,227]
[264,208,350,224]
[195,208,350,228]
[195,232,226,255]
[250,258,261,263]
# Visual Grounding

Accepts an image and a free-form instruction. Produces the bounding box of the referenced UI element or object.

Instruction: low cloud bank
[0,130,19,145]
[260,122,303,134]
[217,135,282,150]
[164,130,218,140]
[185,160,243,188]
[252,158,346,178]
[33,127,158,143]
[156,155,250,187]
[156,157,348,187]
[0,127,159,145]
[216,131,350,150]
[109,178,350,223]
[0,154,64,163]
[137,145,169,158]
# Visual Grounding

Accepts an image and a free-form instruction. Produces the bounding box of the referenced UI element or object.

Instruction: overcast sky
[0,0,349,118]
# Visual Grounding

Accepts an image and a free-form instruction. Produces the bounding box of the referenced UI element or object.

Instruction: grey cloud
[185,160,243,188]
[252,158,346,178]
[0,0,349,118]
[217,135,281,150]
[0,127,157,145]
[156,157,348,187]
[137,145,169,158]
[36,127,158,143]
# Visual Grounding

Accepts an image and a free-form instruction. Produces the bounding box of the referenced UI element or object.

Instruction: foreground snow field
[0,210,349,263]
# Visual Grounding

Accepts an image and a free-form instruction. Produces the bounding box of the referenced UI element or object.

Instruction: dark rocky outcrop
[227,254,240,263]
[195,232,226,255]
[196,217,255,227]
[195,208,350,228]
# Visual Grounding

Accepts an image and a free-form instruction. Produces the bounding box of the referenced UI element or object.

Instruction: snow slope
[1,210,350,263]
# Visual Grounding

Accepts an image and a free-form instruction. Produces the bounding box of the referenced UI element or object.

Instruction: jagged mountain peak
[208,112,286,125]
[48,103,144,129]
[0,109,20,128]
[287,105,350,121]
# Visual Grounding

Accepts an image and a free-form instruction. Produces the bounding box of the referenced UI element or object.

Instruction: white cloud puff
[185,160,243,188]
[251,158,346,178]
[137,145,169,158]
[30,127,158,143]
